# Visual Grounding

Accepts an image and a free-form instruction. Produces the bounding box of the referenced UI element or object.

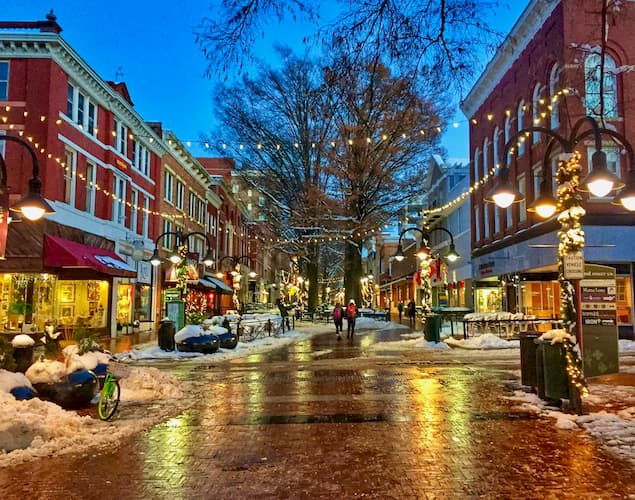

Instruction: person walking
[397,301,404,322]
[276,298,290,332]
[333,302,344,340]
[407,300,416,327]
[346,299,358,339]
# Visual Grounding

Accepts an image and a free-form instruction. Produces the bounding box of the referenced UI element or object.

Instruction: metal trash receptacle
[536,339,569,401]
[424,314,441,343]
[519,331,541,388]
[158,319,176,351]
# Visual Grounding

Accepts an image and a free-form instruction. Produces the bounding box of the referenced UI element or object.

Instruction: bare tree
[195,0,502,93]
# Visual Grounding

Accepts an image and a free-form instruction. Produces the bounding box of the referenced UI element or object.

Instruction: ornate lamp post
[486,115,635,400]
[393,225,460,312]
[0,134,55,257]
[215,255,255,311]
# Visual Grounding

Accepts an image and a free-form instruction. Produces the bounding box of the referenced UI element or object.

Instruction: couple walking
[333,299,358,340]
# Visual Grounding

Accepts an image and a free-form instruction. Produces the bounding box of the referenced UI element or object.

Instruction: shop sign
[563,251,584,280]
[478,260,495,276]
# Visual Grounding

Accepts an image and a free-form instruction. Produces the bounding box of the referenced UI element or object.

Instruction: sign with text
[579,264,618,377]
[563,251,584,280]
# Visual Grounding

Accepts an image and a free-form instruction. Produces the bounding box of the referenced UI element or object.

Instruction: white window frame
[483,138,489,175]
[114,120,127,155]
[483,205,490,239]
[473,147,480,183]
[474,206,481,242]
[197,199,206,225]
[550,64,560,129]
[493,127,500,167]
[142,197,149,237]
[85,160,96,214]
[532,83,542,143]
[130,189,138,233]
[63,147,77,206]
[0,61,9,100]
[162,219,173,249]
[164,169,174,204]
[517,100,526,156]
[112,175,126,225]
[66,82,98,136]
[518,174,526,222]
[175,180,185,210]
[494,206,500,234]
[585,53,618,118]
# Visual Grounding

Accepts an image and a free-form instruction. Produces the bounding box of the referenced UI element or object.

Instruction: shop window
[135,284,151,321]
[616,276,632,324]
[520,280,560,318]
[0,61,9,100]
[475,286,501,312]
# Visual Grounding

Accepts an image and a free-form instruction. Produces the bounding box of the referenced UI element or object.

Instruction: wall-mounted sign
[563,251,584,280]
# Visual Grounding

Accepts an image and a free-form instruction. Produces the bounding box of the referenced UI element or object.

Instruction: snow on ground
[1,317,634,468]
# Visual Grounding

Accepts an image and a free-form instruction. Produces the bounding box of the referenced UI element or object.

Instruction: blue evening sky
[2,1,529,159]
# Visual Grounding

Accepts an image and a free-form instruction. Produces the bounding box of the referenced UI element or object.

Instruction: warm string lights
[556,151,589,398]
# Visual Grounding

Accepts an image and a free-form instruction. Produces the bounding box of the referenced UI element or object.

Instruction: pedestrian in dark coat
[276,298,290,332]
[397,301,404,321]
[407,300,416,326]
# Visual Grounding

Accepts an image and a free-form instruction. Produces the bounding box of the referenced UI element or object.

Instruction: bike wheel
[98,379,121,421]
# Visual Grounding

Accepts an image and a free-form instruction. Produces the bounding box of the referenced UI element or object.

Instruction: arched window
[517,100,525,156]
[483,137,490,175]
[493,127,501,167]
[585,53,618,118]
[549,63,561,128]
[504,114,513,163]
[473,147,481,183]
[532,84,542,143]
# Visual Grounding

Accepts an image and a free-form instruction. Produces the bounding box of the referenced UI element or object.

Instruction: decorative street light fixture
[485,115,635,402]
[0,134,55,221]
[215,255,254,278]
[150,230,214,267]
[393,224,460,312]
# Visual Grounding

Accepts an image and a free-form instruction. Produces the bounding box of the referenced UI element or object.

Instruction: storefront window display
[1,273,57,332]
[616,276,632,325]
[58,279,109,332]
[117,283,134,326]
[475,285,501,312]
[520,280,560,318]
[134,284,151,322]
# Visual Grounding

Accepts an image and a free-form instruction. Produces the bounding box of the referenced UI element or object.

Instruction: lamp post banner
[0,190,8,259]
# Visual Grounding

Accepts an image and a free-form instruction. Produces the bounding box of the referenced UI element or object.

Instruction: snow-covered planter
[0,369,36,400]
[25,359,97,410]
[11,334,35,373]
[174,325,220,354]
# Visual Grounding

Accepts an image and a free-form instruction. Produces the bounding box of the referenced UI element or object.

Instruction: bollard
[267,319,272,336]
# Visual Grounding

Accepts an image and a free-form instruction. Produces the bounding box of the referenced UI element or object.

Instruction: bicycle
[97,361,127,421]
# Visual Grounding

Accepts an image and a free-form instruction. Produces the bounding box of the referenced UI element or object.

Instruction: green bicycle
[97,366,121,421]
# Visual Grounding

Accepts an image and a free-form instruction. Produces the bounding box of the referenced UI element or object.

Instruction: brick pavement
[1,328,634,499]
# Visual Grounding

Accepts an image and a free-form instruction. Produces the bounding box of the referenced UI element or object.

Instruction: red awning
[43,234,137,278]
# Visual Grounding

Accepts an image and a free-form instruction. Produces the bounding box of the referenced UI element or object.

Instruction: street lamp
[150,230,214,267]
[215,255,254,278]
[393,225,460,312]
[0,134,55,221]
[486,115,634,401]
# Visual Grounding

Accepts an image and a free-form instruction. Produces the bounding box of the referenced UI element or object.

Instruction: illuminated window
[585,53,618,118]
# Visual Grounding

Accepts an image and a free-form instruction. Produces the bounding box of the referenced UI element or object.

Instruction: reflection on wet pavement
[1,326,634,499]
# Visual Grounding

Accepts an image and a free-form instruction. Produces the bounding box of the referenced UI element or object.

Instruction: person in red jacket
[333,302,344,340]
[346,299,358,339]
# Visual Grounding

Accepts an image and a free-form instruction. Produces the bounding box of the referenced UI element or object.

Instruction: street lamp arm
[0,134,41,179]
[503,126,573,160]
[428,226,456,246]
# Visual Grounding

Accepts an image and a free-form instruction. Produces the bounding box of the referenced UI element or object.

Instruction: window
[66,83,98,136]
[518,174,526,222]
[0,130,5,161]
[504,114,513,164]
[483,138,489,175]
[550,64,560,129]
[247,189,253,197]
[473,147,480,183]
[517,100,525,156]
[506,206,512,228]
[175,181,185,210]
[114,120,127,155]
[142,197,149,237]
[585,53,618,118]
[483,205,490,239]
[258,196,265,207]
[532,165,542,202]
[164,169,174,203]
[532,84,542,143]
[494,207,501,234]
[112,175,126,225]
[197,199,206,225]
[132,141,150,176]
[189,193,196,218]
[232,183,239,194]
[551,159,558,196]
[493,128,500,167]
[474,206,481,242]
[63,148,77,205]
[85,161,96,214]
[130,189,138,233]
[0,61,8,99]
[162,219,173,249]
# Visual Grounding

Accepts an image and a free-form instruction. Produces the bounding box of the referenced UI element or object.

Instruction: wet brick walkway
[2,329,634,499]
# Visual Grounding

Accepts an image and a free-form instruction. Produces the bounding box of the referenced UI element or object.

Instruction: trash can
[424,314,441,343]
[536,339,569,401]
[519,331,541,388]
[158,319,176,351]
[13,345,34,373]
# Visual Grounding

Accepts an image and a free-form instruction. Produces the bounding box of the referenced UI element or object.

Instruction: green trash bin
[424,314,441,343]
[519,331,540,388]
[536,339,569,401]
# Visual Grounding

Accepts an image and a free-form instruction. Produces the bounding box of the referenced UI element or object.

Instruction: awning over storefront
[43,234,137,278]
[204,276,234,295]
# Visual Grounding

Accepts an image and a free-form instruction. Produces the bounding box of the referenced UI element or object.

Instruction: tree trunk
[306,242,319,313]
[343,240,362,305]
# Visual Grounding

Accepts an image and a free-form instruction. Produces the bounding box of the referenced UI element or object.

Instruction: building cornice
[461,0,560,118]
[165,130,213,188]
[0,33,166,155]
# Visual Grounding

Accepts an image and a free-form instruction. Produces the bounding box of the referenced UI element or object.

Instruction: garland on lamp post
[555,151,589,398]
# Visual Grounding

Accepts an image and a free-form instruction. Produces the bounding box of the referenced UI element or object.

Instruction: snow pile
[120,367,183,401]
[0,370,33,393]
[619,339,635,353]
[539,328,575,344]
[445,333,519,349]
[63,344,110,373]
[174,324,205,343]
[25,360,67,384]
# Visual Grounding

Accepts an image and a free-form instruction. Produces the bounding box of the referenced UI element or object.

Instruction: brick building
[461,0,635,336]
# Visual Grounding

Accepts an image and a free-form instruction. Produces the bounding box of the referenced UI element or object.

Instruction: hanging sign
[563,251,584,280]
